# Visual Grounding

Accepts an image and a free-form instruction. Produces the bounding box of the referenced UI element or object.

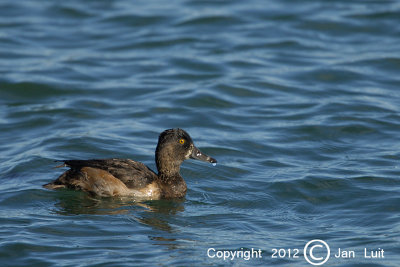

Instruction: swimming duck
[43,128,217,199]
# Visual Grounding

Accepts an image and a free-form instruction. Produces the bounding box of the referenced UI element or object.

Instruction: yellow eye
[179,138,185,144]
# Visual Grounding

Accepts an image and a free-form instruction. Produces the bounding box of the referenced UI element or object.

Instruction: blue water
[1,0,400,266]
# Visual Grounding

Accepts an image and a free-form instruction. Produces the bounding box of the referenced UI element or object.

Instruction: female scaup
[43,128,217,199]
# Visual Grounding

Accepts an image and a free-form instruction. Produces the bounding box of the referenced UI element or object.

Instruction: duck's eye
[179,138,185,145]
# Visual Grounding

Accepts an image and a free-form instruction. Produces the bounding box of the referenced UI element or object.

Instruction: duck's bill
[190,146,217,164]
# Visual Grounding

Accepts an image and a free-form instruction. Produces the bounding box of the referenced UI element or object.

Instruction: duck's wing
[60,158,157,189]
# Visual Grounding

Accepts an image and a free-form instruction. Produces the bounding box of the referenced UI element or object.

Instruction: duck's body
[44,129,216,199]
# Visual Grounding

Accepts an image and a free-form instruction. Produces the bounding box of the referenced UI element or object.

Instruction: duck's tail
[43,181,66,189]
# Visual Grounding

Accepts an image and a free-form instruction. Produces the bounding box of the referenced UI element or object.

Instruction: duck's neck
[156,158,187,198]
[156,161,183,184]
[157,171,187,198]
[155,152,182,183]
[158,171,183,184]
[155,146,188,197]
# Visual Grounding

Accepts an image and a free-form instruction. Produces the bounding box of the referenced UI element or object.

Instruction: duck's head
[155,128,217,174]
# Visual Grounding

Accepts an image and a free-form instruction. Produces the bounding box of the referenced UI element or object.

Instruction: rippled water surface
[1,0,400,266]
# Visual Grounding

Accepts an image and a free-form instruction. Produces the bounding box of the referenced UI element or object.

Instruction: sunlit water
[1,0,400,266]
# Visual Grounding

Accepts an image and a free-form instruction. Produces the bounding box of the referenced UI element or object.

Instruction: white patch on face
[185,145,193,159]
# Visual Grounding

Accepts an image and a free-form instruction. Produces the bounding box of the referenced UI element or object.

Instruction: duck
[43,128,217,199]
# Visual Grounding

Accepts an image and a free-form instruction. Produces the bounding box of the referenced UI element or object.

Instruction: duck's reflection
[51,189,185,233]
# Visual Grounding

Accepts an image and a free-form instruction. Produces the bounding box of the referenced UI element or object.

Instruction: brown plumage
[43,128,217,199]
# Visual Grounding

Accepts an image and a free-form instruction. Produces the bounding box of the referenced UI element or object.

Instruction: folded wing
[59,158,157,189]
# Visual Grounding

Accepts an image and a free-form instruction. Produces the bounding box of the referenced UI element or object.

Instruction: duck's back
[45,158,158,196]
[65,159,157,188]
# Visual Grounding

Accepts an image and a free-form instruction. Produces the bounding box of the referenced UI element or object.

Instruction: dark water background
[1,0,400,266]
